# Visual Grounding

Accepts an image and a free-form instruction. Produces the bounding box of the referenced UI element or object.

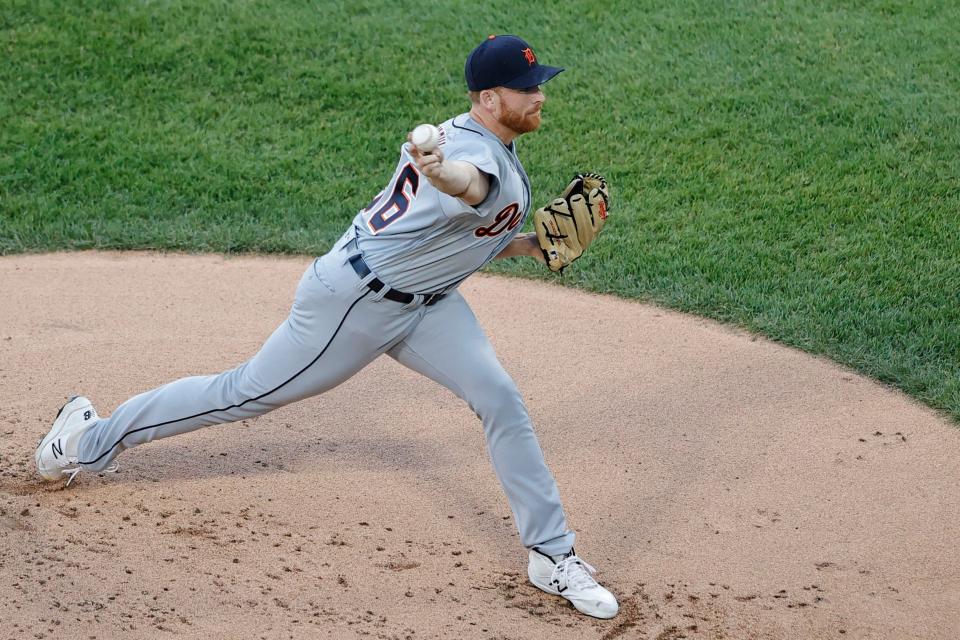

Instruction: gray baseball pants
[76,233,575,555]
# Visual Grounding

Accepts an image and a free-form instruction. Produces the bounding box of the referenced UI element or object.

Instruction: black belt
[348,254,446,306]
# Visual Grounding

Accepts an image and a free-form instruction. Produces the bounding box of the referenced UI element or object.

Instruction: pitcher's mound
[1,251,958,639]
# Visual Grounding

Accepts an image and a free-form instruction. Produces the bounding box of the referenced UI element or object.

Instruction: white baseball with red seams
[410,123,440,152]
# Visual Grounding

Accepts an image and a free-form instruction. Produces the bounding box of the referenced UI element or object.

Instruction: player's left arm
[493,233,546,262]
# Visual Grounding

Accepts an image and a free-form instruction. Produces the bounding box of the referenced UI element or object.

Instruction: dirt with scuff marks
[1,252,959,640]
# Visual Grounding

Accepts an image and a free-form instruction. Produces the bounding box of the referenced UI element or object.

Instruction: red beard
[499,105,542,134]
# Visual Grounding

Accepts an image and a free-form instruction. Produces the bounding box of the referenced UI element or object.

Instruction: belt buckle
[423,292,441,306]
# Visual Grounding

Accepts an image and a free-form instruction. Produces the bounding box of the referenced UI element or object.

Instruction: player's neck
[469,106,519,146]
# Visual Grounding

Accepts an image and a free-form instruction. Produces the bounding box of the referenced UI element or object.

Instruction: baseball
[411,123,440,152]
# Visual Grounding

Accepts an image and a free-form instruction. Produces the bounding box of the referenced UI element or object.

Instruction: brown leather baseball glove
[533,173,610,272]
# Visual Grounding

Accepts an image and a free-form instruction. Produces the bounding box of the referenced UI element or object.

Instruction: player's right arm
[407,141,490,205]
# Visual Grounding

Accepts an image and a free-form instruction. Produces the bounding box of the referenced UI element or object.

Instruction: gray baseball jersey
[70,113,575,557]
[353,114,532,293]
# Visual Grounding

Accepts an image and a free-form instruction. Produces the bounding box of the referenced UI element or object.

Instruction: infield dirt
[1,252,958,639]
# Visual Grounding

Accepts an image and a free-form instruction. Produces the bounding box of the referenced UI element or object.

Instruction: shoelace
[63,461,119,487]
[552,555,600,591]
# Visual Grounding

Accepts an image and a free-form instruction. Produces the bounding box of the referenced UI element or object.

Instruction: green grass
[3,0,959,420]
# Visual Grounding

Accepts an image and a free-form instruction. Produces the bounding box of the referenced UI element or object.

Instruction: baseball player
[35,34,618,619]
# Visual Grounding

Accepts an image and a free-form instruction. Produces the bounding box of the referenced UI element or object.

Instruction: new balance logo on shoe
[36,396,111,485]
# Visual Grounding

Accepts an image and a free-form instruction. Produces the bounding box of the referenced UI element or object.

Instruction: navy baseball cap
[465,34,564,91]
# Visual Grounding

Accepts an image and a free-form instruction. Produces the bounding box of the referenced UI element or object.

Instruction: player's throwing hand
[407,130,445,179]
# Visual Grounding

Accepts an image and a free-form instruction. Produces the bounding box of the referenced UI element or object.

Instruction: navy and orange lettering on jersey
[474,202,522,237]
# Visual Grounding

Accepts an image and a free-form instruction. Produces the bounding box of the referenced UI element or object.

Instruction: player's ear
[480,88,499,111]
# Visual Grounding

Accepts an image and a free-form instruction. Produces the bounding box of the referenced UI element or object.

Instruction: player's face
[493,86,546,134]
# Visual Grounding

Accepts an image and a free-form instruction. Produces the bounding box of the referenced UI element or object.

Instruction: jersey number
[365,163,420,233]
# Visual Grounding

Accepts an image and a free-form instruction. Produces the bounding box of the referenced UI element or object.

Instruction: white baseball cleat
[528,547,619,619]
[35,396,104,485]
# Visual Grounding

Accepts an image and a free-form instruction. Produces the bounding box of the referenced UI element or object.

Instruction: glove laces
[553,554,600,592]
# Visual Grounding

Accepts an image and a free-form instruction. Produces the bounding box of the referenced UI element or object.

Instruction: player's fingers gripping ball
[411,123,440,152]
[534,172,611,272]
[408,123,444,177]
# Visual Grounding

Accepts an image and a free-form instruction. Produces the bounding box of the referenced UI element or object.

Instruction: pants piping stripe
[80,289,372,466]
